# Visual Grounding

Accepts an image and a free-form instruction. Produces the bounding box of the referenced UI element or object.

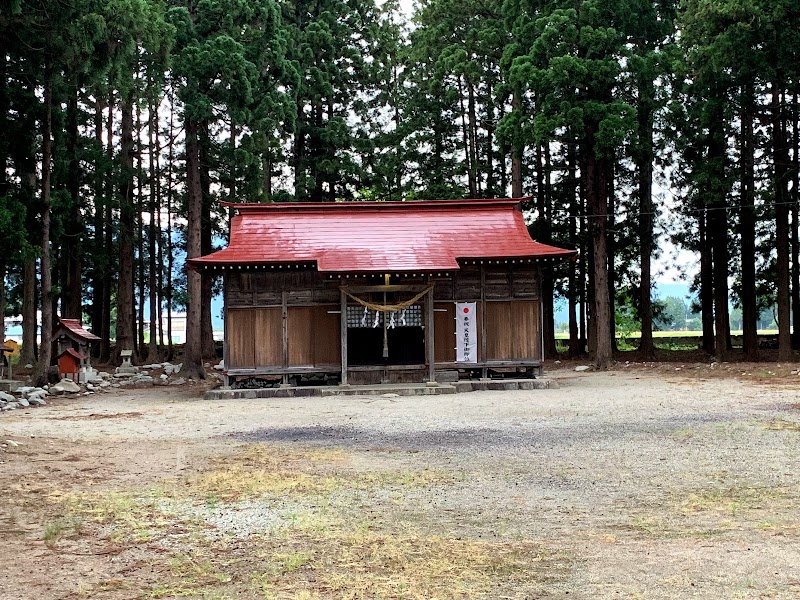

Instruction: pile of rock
[1,370,119,412]
[113,362,188,387]
[0,360,215,413]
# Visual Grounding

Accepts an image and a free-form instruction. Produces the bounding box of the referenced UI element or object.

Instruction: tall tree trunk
[773,83,792,360]
[466,77,480,196]
[91,98,107,347]
[262,132,272,200]
[116,94,136,360]
[537,142,557,358]
[182,116,204,378]
[458,77,476,197]
[100,95,114,362]
[20,255,37,366]
[485,83,495,197]
[33,62,54,387]
[740,83,759,360]
[136,97,145,357]
[0,41,7,201]
[148,89,158,360]
[20,125,39,367]
[607,160,617,352]
[199,122,215,358]
[568,140,580,356]
[636,78,655,358]
[792,93,800,350]
[166,91,175,361]
[584,124,612,368]
[64,91,82,320]
[699,210,715,354]
[293,98,306,200]
[511,90,523,198]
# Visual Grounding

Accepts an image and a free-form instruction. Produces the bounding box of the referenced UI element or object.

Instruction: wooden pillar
[539,266,545,377]
[480,264,488,378]
[222,273,229,387]
[340,287,348,385]
[281,290,289,384]
[425,282,436,383]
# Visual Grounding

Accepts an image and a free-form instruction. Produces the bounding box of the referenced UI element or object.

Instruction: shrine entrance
[339,284,435,385]
[346,302,425,366]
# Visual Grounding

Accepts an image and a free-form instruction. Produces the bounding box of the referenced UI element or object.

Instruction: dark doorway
[346,303,425,366]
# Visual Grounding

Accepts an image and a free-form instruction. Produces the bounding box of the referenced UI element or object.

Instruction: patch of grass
[43,516,83,545]
[231,522,570,600]
[680,485,788,516]
[49,489,183,543]
[763,418,800,432]
[277,551,313,572]
[148,554,233,598]
[189,465,341,501]
[672,428,695,440]
[186,445,454,503]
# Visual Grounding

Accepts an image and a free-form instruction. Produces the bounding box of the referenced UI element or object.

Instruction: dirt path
[1,368,798,599]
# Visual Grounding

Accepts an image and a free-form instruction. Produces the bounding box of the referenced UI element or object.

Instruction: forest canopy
[1,0,799,383]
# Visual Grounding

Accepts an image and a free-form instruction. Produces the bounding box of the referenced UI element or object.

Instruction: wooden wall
[225,264,542,372]
[287,306,340,367]
[227,308,281,369]
[485,301,541,361]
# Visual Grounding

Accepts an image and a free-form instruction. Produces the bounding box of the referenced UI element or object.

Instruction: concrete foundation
[204,378,558,400]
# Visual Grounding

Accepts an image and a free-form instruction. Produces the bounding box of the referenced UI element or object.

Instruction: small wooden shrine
[58,348,85,381]
[189,198,576,387]
[52,318,100,383]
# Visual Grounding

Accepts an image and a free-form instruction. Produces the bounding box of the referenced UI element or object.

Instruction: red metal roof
[59,347,86,361]
[189,198,576,272]
[54,318,101,342]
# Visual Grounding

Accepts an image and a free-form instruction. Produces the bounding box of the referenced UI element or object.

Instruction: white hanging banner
[455,302,477,363]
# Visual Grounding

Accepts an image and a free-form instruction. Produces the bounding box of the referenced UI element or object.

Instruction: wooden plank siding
[224,265,543,379]
[287,306,340,367]
[485,301,541,361]
[227,307,282,369]
[433,303,456,362]
[253,308,282,367]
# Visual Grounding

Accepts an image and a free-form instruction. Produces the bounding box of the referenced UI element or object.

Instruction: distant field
[555,330,779,340]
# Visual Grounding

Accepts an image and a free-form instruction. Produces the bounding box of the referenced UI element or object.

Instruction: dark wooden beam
[340,288,348,385]
[426,281,436,383]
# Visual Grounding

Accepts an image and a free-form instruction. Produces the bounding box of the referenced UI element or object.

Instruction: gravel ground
[1,368,799,598]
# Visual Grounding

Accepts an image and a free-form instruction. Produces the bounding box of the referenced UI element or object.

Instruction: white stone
[17,398,29,407]
[50,379,81,394]
[575,365,592,372]
[24,363,33,369]
[169,377,186,386]
[160,374,168,381]
[28,397,46,407]
[0,392,15,402]
[213,360,225,371]
[4,439,20,447]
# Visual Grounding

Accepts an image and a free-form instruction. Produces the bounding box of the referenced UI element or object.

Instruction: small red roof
[58,347,86,361]
[189,198,575,272]
[54,318,101,342]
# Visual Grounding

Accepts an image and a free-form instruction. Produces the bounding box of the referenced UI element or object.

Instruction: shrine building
[189,198,575,388]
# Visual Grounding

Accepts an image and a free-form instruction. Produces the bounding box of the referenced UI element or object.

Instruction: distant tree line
[1,0,799,383]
